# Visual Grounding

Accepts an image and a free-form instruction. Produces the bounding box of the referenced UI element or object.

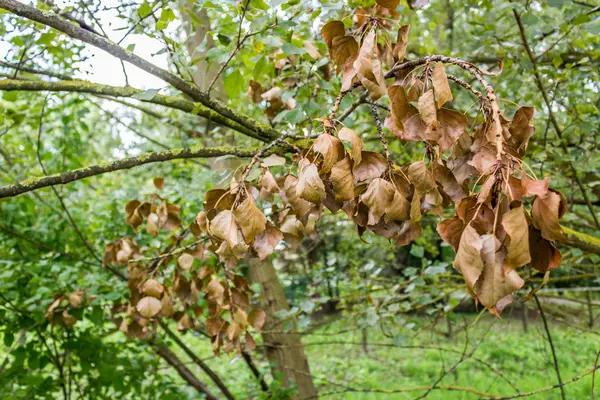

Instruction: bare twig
[533,293,566,400]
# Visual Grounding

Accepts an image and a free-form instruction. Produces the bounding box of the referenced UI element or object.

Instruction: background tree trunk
[248,258,318,399]
[180,2,226,100]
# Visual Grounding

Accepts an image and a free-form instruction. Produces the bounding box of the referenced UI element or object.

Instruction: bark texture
[248,259,317,399]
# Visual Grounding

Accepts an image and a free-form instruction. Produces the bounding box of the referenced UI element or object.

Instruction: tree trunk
[179,2,226,99]
[248,258,318,399]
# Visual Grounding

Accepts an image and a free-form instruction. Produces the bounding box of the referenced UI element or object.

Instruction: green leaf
[253,56,267,80]
[552,56,563,68]
[138,2,152,18]
[251,0,269,10]
[282,43,305,55]
[224,70,244,98]
[285,109,306,124]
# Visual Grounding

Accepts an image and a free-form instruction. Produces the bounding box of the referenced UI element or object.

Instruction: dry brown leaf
[331,36,359,73]
[393,25,410,60]
[136,296,162,319]
[408,161,436,194]
[475,235,524,313]
[210,210,241,249]
[178,253,194,271]
[297,163,326,204]
[248,309,266,331]
[142,279,164,298]
[234,196,267,242]
[437,217,465,251]
[354,31,387,100]
[501,205,531,273]
[395,221,421,246]
[253,223,283,260]
[453,224,484,299]
[376,0,400,9]
[508,107,535,156]
[436,109,468,152]
[529,226,562,273]
[360,178,396,225]
[417,89,437,128]
[431,63,453,108]
[522,175,549,198]
[384,191,411,223]
[153,177,164,190]
[331,157,355,202]
[531,191,565,242]
[313,133,345,173]
[259,169,280,193]
[338,127,363,166]
[354,151,388,183]
[282,175,313,217]
[321,21,345,50]
[386,84,417,137]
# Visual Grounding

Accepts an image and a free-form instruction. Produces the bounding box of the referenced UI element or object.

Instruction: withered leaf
[395,221,421,246]
[313,133,345,173]
[508,107,535,156]
[376,0,400,9]
[437,217,465,251]
[386,84,417,137]
[475,235,524,313]
[529,226,562,273]
[360,178,396,225]
[207,279,225,306]
[354,31,386,100]
[142,279,164,298]
[321,21,345,51]
[501,205,531,273]
[384,191,411,223]
[178,253,194,271]
[153,177,164,190]
[532,191,565,242]
[297,163,326,204]
[234,196,267,242]
[417,89,437,129]
[393,25,410,60]
[331,157,355,202]
[253,223,283,260]
[136,296,162,319]
[261,154,286,167]
[338,127,363,166]
[248,309,266,331]
[408,161,436,194]
[431,63,453,108]
[282,175,313,217]
[354,151,387,183]
[146,213,159,237]
[436,109,468,153]
[432,161,467,201]
[522,175,549,198]
[210,210,241,249]
[453,224,484,299]
[259,169,280,193]
[68,291,84,308]
[331,36,359,73]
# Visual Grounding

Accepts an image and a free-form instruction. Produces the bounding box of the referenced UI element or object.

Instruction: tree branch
[0,79,265,141]
[0,0,279,140]
[533,294,566,400]
[0,145,262,199]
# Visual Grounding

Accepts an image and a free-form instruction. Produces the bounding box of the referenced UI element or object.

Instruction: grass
[174,310,600,399]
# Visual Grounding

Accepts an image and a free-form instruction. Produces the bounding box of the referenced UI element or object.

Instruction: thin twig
[533,293,566,400]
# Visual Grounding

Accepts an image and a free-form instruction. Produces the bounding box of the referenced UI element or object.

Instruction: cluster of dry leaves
[102,190,265,355]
